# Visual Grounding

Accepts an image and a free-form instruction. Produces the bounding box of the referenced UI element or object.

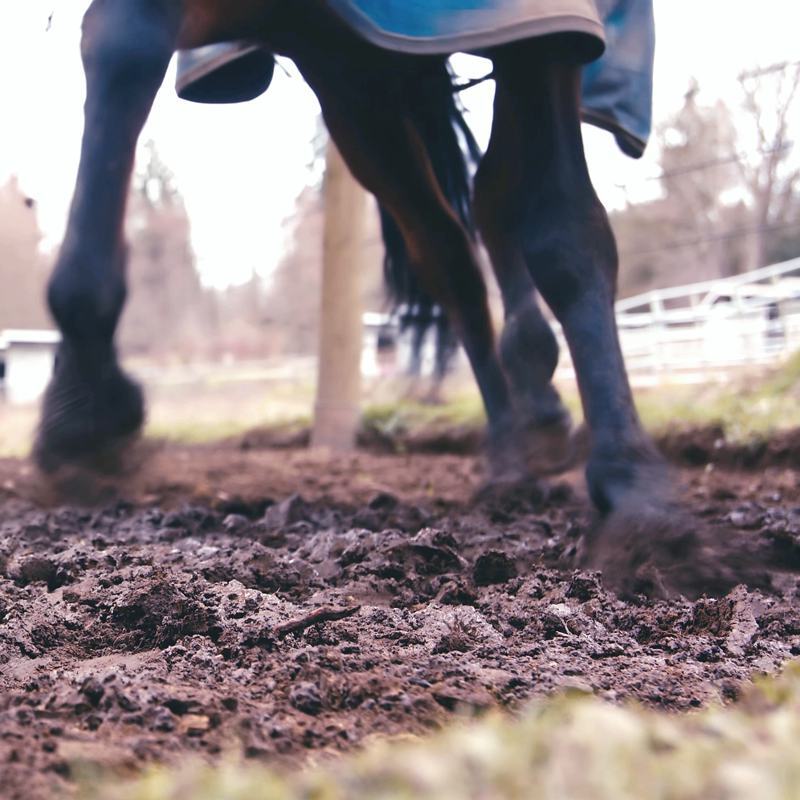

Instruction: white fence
[556,257,800,385]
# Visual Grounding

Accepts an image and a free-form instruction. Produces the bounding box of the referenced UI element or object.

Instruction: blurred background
[1,0,799,454]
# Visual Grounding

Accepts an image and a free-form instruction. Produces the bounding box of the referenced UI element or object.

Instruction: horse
[35,0,663,515]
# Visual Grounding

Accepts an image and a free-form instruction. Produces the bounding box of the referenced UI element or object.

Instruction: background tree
[119,141,216,359]
[261,183,384,357]
[736,61,800,272]
[613,64,800,296]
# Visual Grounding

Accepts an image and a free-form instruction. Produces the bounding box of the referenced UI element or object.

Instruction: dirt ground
[3,436,800,799]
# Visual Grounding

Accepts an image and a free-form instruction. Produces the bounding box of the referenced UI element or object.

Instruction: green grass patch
[362,392,486,441]
[92,664,800,800]
[359,352,800,447]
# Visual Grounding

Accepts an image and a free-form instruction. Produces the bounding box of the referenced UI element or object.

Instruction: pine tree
[119,141,215,358]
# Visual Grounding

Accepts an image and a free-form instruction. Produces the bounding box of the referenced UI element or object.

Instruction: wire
[620,221,800,258]
[656,143,792,180]
[612,143,795,191]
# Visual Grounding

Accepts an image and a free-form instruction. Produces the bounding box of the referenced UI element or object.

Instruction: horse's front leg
[35,0,181,470]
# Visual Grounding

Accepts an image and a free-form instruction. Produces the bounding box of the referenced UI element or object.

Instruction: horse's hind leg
[291,46,519,475]
[484,243,579,473]
[476,42,663,512]
[35,0,181,470]
[474,161,569,444]
[476,97,582,475]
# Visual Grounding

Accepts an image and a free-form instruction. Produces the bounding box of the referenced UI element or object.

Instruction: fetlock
[499,302,572,419]
[585,434,667,514]
[499,304,560,405]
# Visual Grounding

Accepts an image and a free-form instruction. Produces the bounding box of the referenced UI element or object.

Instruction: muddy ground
[3,435,800,799]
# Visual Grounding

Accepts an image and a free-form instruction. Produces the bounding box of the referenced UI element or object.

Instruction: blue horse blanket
[176,0,654,157]
[327,0,605,56]
[326,0,654,156]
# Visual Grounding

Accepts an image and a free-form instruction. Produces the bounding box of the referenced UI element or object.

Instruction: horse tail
[379,60,480,367]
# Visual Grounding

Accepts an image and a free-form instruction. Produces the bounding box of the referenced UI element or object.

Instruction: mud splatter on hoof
[472,473,547,510]
[579,504,773,600]
[522,419,589,477]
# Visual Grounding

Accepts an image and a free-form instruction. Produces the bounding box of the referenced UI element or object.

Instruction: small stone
[289,682,323,716]
[547,603,573,619]
[80,678,105,707]
[542,604,574,638]
[724,587,761,656]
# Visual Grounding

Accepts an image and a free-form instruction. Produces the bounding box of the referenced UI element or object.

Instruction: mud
[245,420,800,471]
[2,443,800,799]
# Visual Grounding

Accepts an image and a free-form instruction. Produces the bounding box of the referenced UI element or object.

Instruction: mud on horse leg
[35,0,181,470]
[479,40,664,512]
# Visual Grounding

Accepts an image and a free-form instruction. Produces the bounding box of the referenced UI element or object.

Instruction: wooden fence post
[311,140,367,451]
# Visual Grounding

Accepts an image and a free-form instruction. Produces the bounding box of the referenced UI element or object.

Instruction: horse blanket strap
[175,0,654,157]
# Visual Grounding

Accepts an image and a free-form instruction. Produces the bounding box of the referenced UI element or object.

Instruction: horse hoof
[33,348,145,473]
[585,439,668,514]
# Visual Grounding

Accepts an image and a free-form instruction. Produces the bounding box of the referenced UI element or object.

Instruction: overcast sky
[1,1,798,288]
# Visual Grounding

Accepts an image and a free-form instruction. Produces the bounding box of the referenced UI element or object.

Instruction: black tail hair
[379,60,481,373]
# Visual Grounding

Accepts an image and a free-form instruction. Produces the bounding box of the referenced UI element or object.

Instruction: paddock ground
[2,425,800,798]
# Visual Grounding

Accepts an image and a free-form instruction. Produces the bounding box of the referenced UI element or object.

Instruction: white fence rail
[555,257,800,384]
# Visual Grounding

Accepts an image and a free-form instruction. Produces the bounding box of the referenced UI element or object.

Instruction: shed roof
[0,329,61,347]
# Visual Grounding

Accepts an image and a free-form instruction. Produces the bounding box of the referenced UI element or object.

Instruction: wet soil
[245,419,800,472]
[2,441,800,799]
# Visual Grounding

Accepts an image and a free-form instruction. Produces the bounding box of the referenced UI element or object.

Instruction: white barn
[0,329,60,405]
